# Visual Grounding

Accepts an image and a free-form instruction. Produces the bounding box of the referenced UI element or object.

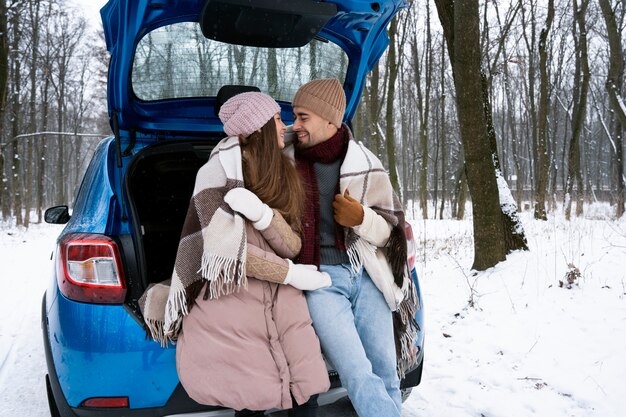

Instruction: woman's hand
[284,261,332,291]
[224,188,273,230]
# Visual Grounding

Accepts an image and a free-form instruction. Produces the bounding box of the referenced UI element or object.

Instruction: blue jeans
[305,264,401,417]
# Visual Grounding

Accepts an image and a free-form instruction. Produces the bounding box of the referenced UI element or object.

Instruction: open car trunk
[125,140,216,290]
[122,138,423,391]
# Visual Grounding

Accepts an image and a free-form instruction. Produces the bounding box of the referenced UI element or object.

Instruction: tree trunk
[10,6,22,225]
[439,38,446,220]
[481,74,528,252]
[56,79,65,205]
[385,17,400,192]
[267,48,278,97]
[435,0,507,270]
[598,0,625,218]
[520,1,538,206]
[413,6,433,219]
[309,41,318,80]
[534,0,554,220]
[38,74,50,222]
[565,0,590,220]
[502,50,523,211]
[25,0,42,227]
[452,157,467,220]
[418,78,429,218]
[365,63,382,157]
[0,0,7,220]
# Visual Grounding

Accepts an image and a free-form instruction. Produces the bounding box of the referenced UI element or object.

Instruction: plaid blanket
[139,136,247,346]
[340,139,420,378]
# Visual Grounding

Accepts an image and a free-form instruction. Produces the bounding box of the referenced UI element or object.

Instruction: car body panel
[410,269,425,350]
[63,138,118,235]
[47,286,179,408]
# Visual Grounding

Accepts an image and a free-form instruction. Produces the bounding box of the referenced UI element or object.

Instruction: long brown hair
[240,117,304,232]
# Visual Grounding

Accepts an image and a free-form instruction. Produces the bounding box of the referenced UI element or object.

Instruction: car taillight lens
[81,397,129,408]
[405,222,416,271]
[57,233,127,304]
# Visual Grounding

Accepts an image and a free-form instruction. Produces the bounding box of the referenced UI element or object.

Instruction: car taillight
[56,233,127,304]
[405,222,416,271]
[81,397,129,408]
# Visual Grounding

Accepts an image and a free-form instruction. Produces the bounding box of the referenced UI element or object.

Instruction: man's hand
[332,189,364,227]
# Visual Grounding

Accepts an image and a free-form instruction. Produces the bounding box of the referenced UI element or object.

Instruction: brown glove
[333,189,364,227]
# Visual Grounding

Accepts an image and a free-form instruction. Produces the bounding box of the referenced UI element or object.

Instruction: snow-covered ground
[407,205,626,417]
[0,222,62,417]
[1,206,625,417]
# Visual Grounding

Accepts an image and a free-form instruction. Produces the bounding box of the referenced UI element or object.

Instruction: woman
[160,92,330,416]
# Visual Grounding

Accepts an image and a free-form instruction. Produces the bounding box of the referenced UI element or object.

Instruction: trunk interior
[126,140,216,290]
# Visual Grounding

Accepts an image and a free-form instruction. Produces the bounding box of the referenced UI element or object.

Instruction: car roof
[101,0,407,139]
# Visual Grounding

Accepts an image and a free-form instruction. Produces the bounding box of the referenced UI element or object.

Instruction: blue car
[42,0,424,415]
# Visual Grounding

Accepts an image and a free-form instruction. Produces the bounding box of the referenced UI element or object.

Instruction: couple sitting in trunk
[140,79,415,417]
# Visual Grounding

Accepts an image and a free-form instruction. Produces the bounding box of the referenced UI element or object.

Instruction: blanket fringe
[199,252,247,299]
[395,274,420,379]
[144,318,169,348]
[164,286,188,340]
[346,237,376,274]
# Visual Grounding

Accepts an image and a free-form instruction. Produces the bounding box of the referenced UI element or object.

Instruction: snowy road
[2,210,626,416]
[0,224,58,417]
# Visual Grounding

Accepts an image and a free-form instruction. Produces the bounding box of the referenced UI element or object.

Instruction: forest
[0,0,624,238]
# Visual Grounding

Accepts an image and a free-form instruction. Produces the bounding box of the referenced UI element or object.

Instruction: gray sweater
[314,159,350,265]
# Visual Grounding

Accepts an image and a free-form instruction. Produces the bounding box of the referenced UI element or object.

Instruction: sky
[1,206,625,416]
[71,0,108,31]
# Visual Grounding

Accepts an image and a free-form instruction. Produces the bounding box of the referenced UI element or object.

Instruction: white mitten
[224,188,273,230]
[283,260,332,291]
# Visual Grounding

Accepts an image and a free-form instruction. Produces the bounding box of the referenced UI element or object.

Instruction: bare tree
[411,3,434,218]
[565,0,590,219]
[435,0,508,270]
[24,0,42,227]
[598,0,625,218]
[9,1,22,224]
[0,0,8,219]
[535,0,555,220]
[520,1,539,204]
[385,16,403,192]
[481,2,528,252]
[438,32,447,220]
[364,62,383,159]
[48,11,87,205]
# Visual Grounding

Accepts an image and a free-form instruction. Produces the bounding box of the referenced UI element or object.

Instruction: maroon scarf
[295,125,350,266]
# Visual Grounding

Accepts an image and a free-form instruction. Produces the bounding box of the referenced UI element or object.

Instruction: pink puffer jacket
[176,212,330,411]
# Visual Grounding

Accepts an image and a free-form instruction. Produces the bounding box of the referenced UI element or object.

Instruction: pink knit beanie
[218,92,281,137]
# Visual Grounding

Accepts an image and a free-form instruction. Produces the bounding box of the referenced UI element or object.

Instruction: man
[292,78,412,417]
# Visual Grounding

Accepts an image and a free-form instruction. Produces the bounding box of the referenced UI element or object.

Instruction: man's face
[292,106,337,148]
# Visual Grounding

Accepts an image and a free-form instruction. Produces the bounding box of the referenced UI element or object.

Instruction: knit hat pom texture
[219,91,281,137]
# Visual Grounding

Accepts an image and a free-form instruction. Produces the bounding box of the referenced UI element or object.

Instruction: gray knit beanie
[292,78,346,128]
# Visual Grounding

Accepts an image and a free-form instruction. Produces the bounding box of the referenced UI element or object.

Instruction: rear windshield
[132,22,348,103]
